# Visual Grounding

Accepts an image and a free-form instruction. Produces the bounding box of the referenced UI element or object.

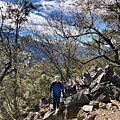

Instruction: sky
[0,0,115,37]
[0,0,77,35]
[0,0,115,23]
[0,0,76,21]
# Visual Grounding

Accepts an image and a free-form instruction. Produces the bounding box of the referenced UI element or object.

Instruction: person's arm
[50,82,53,94]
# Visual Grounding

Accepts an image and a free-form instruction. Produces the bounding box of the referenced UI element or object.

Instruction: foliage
[0,0,38,119]
[1,0,120,119]
[40,0,120,65]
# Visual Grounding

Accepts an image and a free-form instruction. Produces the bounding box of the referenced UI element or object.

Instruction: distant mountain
[0,0,109,61]
[25,42,48,60]
[26,41,105,62]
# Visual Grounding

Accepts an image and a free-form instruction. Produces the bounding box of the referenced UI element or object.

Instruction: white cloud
[27,13,47,24]
[0,1,7,12]
[0,0,116,35]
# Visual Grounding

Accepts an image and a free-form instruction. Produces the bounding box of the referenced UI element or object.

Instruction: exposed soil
[76,100,120,120]
[94,109,120,120]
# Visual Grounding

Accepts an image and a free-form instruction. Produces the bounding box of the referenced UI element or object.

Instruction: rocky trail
[21,65,120,120]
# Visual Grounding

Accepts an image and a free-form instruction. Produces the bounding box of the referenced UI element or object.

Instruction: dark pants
[53,96,60,110]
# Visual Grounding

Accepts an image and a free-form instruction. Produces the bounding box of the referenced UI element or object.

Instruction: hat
[55,75,60,81]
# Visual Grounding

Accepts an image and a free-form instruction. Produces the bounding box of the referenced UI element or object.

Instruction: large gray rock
[89,83,110,102]
[88,65,103,80]
[43,110,64,120]
[82,71,93,86]
[82,105,93,112]
[66,101,79,119]
[73,92,90,107]
[64,96,79,119]
[76,77,85,86]
[111,73,120,88]
[104,65,114,80]
[89,72,106,91]
[88,65,120,102]
[43,65,120,120]
[64,96,74,107]
[89,81,120,102]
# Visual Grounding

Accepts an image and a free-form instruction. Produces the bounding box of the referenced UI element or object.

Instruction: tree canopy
[0,0,120,119]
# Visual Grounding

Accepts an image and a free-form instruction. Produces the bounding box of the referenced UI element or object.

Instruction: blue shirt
[50,81,64,97]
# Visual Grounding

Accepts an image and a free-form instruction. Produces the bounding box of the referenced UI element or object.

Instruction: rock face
[88,65,120,102]
[23,65,120,120]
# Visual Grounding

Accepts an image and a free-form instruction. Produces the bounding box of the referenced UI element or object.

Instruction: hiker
[50,75,65,111]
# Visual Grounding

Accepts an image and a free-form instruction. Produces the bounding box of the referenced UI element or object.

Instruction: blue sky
[0,0,110,38]
[0,0,76,33]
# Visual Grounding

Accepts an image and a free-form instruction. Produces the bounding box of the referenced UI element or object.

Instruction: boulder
[64,96,79,119]
[73,92,90,107]
[82,105,93,112]
[18,65,120,120]
[82,71,93,86]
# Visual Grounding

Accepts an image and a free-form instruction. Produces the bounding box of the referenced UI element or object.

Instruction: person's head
[55,75,60,83]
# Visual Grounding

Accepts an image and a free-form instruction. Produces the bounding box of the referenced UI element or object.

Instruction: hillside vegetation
[0,0,120,119]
